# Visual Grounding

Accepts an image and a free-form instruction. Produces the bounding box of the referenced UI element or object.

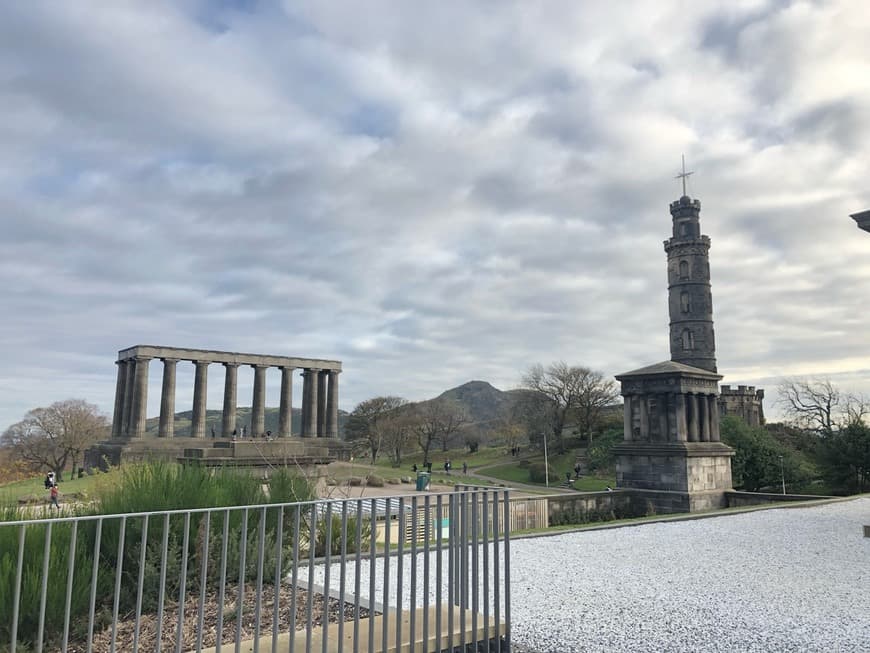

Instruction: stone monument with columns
[613,179,735,513]
[88,345,349,469]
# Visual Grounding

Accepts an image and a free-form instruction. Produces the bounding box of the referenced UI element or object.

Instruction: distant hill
[144,406,348,437]
[431,380,518,424]
[143,379,618,439]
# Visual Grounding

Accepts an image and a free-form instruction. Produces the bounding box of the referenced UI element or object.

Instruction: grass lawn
[0,470,119,506]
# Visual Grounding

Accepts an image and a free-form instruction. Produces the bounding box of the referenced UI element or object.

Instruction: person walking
[462,461,468,475]
[49,483,60,509]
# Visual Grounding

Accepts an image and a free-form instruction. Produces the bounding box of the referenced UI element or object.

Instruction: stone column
[191,360,209,439]
[675,393,688,441]
[687,393,699,442]
[111,360,126,439]
[303,368,319,438]
[121,359,136,437]
[657,393,669,442]
[325,370,340,438]
[623,395,633,441]
[222,363,238,437]
[251,365,267,437]
[699,393,710,442]
[316,370,328,437]
[300,369,310,437]
[709,395,721,441]
[278,367,294,437]
[638,394,650,440]
[158,358,178,438]
[130,357,150,439]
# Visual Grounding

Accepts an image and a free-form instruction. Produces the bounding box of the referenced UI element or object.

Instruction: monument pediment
[616,360,722,380]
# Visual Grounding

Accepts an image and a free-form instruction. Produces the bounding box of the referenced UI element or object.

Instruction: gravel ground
[314,497,870,652]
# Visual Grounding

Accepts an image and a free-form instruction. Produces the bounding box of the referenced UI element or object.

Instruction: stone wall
[546,491,635,525]
[725,491,834,507]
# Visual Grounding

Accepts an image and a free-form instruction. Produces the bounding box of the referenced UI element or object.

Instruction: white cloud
[0,0,869,428]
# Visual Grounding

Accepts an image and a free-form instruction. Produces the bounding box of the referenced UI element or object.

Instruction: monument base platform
[86,437,352,471]
[613,441,734,514]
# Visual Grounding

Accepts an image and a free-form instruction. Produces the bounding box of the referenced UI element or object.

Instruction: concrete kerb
[506,493,862,543]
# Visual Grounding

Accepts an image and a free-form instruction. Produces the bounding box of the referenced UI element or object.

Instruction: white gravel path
[314,497,870,652]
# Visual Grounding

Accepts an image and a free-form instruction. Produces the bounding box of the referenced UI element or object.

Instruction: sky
[1,0,869,429]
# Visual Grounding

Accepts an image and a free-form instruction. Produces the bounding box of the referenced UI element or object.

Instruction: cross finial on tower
[675,154,693,197]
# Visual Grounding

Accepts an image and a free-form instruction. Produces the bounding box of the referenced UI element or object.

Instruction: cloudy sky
[1,0,869,429]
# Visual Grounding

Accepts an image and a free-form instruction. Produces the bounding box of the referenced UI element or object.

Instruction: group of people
[209,425,274,440]
[43,471,60,508]
[411,460,468,475]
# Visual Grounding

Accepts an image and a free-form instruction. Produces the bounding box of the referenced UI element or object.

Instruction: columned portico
[158,358,178,438]
[111,345,341,440]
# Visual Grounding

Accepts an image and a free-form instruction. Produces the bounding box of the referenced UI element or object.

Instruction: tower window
[679,260,689,280]
[680,223,689,236]
[682,329,694,350]
[680,291,690,314]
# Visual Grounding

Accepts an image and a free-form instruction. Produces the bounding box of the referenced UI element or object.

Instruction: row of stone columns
[111,357,340,439]
[624,392,720,443]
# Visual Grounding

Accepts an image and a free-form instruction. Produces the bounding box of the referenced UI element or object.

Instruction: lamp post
[543,431,550,488]
[779,454,786,495]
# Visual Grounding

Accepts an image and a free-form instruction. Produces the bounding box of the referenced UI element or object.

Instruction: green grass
[0,470,119,506]
[571,477,614,491]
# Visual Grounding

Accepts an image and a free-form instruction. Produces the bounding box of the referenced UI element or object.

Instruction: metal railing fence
[0,487,510,653]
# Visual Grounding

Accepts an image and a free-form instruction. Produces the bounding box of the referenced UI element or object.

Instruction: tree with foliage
[1,399,108,480]
[344,396,408,463]
[520,362,615,454]
[816,420,870,494]
[413,399,470,462]
[720,416,808,492]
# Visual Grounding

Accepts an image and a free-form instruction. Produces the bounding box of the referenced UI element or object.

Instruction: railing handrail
[0,485,513,527]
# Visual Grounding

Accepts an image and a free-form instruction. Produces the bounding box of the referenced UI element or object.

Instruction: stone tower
[664,195,717,373]
[613,183,734,514]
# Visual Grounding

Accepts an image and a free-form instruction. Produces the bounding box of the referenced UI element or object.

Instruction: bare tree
[344,396,408,463]
[382,412,416,466]
[1,399,109,479]
[413,399,470,463]
[571,369,620,446]
[521,362,615,454]
[778,377,868,436]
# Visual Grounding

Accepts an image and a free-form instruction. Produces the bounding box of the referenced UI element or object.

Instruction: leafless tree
[413,399,470,463]
[1,399,109,479]
[777,377,869,436]
[570,369,620,445]
[521,361,616,453]
[382,412,416,466]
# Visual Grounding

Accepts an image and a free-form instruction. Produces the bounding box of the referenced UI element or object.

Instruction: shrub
[527,463,556,484]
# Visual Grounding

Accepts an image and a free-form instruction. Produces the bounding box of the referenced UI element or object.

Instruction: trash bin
[416,471,431,491]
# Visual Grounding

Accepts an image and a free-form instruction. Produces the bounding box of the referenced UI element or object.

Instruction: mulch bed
[62,583,373,653]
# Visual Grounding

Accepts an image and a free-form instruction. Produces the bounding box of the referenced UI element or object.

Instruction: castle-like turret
[664,194,717,373]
